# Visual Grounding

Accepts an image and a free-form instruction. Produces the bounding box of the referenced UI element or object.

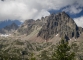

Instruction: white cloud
[74,16,83,28]
[0,0,83,22]
[63,5,82,14]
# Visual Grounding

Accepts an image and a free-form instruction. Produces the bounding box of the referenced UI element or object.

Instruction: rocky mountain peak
[9,23,18,29]
[23,19,35,25]
[37,12,83,40]
[17,18,48,35]
[4,22,18,30]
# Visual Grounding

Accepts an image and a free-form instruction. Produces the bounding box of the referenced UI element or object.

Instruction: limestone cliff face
[37,12,83,40]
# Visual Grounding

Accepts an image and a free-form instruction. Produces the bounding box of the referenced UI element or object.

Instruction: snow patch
[0,34,11,37]
[56,34,59,36]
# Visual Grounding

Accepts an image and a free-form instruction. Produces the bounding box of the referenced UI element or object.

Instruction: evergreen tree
[52,39,75,60]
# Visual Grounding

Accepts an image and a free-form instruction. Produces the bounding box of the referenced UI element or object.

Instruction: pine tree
[52,39,75,60]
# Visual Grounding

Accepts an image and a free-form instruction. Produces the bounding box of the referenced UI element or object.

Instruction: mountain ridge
[0,12,82,41]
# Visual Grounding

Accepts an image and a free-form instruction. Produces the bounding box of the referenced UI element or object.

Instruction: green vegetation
[51,39,75,60]
[15,40,24,45]
[39,50,51,60]
[0,53,21,60]
[29,53,36,60]
[0,38,83,60]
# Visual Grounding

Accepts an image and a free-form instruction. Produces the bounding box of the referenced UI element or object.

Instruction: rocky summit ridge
[37,12,83,40]
[0,12,82,41]
[17,17,48,35]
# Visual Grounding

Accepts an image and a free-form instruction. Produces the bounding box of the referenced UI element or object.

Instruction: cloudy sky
[0,0,83,27]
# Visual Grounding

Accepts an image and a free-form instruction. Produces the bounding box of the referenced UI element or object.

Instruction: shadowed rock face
[38,12,83,40]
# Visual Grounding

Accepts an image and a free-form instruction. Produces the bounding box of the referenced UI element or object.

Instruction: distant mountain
[0,20,21,29]
[0,22,19,34]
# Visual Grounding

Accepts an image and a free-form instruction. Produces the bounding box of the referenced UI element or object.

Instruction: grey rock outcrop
[37,12,83,40]
[17,19,35,35]
[17,18,48,35]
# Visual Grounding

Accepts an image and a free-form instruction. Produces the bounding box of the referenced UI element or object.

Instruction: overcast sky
[0,0,83,27]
